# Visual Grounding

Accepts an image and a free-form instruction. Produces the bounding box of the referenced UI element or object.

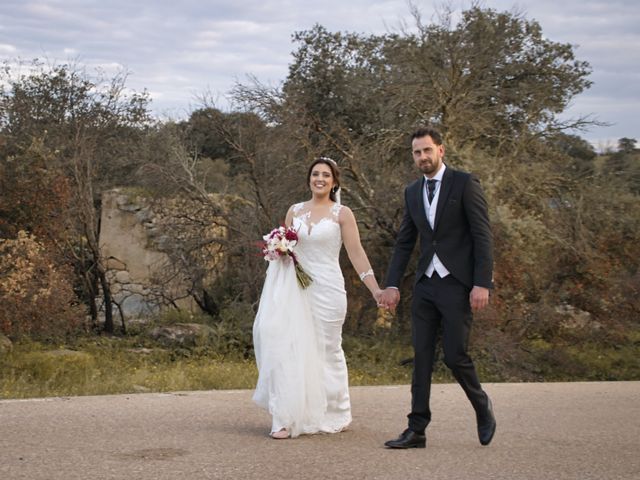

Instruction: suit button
[432,240,437,245]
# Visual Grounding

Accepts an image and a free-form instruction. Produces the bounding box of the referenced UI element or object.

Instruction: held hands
[374,288,400,311]
[373,285,487,311]
[374,286,486,310]
[374,286,488,310]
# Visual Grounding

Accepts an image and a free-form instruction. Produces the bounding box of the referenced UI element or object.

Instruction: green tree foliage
[1,6,637,381]
[605,138,640,196]
[230,7,597,323]
[546,133,596,178]
[617,137,637,153]
[282,8,592,149]
[228,5,638,364]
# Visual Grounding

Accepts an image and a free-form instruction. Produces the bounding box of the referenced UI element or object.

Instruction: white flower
[277,238,292,253]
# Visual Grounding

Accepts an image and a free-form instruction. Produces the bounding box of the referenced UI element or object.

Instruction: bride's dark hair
[307,157,341,202]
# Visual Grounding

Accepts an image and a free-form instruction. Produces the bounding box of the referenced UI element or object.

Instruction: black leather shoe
[477,399,496,446]
[384,429,426,449]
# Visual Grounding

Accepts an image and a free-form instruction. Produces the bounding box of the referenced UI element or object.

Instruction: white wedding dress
[253,202,352,437]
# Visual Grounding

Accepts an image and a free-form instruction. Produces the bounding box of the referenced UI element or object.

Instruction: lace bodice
[291,202,343,270]
[289,201,346,321]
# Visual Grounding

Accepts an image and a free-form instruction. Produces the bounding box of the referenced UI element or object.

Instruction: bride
[252,157,383,439]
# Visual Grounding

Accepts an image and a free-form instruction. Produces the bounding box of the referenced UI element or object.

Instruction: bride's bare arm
[340,206,382,297]
[285,205,294,228]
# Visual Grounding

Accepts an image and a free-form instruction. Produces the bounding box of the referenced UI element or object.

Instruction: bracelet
[359,269,374,281]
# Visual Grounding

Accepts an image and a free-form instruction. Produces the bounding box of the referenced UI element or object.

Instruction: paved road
[1,382,639,479]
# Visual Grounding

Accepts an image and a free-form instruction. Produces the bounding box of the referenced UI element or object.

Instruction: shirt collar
[424,163,446,183]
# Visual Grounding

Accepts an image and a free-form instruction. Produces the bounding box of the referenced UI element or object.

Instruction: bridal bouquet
[261,226,312,289]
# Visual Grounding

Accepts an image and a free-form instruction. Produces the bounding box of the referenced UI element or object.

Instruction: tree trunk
[98,265,114,334]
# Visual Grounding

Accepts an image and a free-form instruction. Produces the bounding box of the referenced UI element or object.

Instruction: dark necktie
[426,179,437,204]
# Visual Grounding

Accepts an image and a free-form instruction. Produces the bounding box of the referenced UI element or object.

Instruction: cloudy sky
[1,0,638,148]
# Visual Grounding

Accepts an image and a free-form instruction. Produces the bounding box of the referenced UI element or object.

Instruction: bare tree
[0,60,152,333]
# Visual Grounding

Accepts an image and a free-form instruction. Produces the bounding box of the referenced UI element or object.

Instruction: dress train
[252,258,327,438]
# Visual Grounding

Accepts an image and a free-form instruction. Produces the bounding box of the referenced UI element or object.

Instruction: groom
[378,126,496,449]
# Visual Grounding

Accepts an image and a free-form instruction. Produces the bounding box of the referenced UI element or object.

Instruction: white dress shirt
[423,165,450,279]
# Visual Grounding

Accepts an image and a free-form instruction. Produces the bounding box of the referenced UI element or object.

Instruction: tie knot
[426,179,436,187]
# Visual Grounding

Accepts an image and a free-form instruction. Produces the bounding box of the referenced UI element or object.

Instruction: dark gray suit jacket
[385,167,493,290]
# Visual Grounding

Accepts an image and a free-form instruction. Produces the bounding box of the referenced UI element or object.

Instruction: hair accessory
[319,156,337,166]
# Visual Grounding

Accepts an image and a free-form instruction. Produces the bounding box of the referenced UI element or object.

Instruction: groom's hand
[470,286,489,311]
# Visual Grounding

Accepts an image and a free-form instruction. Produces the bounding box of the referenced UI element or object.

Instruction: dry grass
[2,329,638,400]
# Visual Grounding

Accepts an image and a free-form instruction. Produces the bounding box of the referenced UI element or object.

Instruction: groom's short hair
[411,126,443,146]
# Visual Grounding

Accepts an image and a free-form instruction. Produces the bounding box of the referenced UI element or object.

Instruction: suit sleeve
[384,187,418,288]
[463,175,493,288]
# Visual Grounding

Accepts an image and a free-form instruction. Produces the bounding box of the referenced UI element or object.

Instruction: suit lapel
[413,177,432,233]
[434,167,454,231]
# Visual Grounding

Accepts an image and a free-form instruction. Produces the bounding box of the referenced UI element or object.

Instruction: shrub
[0,231,85,339]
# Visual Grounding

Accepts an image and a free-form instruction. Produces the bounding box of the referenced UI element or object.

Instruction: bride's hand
[373,288,383,305]
[373,289,388,308]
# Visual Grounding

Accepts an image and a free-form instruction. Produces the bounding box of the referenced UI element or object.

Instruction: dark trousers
[408,272,488,433]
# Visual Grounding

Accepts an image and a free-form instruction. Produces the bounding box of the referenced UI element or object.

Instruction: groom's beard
[418,158,442,175]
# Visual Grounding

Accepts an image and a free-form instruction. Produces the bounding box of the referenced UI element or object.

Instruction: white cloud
[0,0,637,141]
[23,2,61,18]
[0,44,17,54]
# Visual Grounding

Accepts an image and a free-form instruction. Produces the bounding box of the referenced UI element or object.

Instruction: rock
[119,293,160,316]
[555,303,600,331]
[116,196,143,212]
[135,207,153,223]
[145,226,159,238]
[115,270,131,284]
[126,283,144,294]
[106,257,127,271]
[148,323,215,347]
[127,348,155,354]
[0,333,13,355]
